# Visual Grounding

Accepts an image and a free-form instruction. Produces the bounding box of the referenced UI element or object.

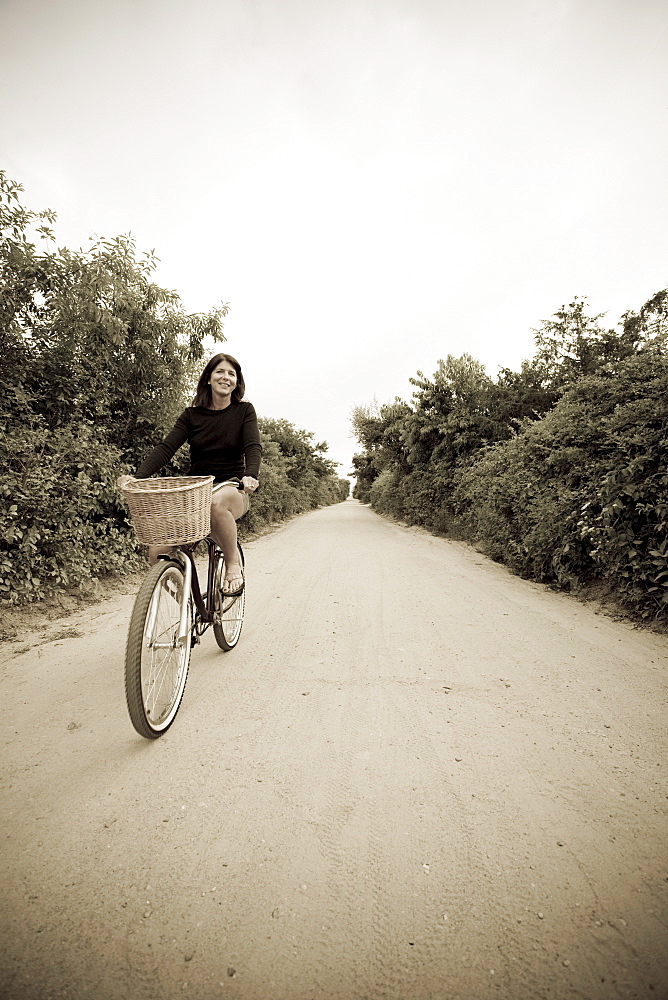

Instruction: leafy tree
[257,417,348,506]
[0,171,228,602]
[455,349,668,618]
[351,400,412,502]
[351,285,668,622]
[619,287,668,350]
[352,353,551,520]
[235,417,348,533]
[405,355,497,465]
[1,172,347,606]
[492,361,559,425]
[530,296,647,389]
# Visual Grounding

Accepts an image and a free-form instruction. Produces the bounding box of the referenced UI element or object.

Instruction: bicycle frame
[163,537,221,644]
[171,479,247,644]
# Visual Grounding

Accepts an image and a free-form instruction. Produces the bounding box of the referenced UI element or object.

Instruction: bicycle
[120,476,246,739]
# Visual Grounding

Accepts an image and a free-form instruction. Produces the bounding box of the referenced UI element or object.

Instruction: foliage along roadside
[351,291,668,625]
[0,171,348,607]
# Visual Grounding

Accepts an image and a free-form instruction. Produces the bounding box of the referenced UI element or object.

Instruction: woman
[117,353,260,596]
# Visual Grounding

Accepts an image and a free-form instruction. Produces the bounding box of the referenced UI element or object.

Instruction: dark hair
[192,353,246,408]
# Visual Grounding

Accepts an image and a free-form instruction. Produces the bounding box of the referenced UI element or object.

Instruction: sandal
[223,566,245,597]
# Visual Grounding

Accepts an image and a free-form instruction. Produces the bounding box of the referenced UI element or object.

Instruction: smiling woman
[116,353,261,595]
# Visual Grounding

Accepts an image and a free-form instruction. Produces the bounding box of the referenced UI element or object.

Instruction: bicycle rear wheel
[125,560,192,738]
[213,543,245,651]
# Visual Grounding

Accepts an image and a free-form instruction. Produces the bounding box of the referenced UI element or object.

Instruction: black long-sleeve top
[135,402,262,482]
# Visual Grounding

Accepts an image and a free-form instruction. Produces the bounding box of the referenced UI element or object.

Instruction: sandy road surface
[1,499,667,1000]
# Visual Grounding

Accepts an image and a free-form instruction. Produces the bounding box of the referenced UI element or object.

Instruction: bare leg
[146,487,245,576]
[147,543,175,565]
[210,487,246,592]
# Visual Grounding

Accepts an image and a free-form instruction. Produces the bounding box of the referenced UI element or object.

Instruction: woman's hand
[241,476,259,494]
[116,474,135,489]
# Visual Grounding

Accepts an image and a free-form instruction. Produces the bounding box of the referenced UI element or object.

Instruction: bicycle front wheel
[125,560,192,738]
[213,544,245,651]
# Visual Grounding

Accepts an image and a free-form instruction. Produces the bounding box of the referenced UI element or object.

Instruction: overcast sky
[2,0,667,478]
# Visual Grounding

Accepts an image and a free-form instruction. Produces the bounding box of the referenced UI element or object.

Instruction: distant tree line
[0,171,348,606]
[352,290,668,624]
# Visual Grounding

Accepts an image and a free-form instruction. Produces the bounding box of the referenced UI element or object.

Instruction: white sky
[2,0,667,478]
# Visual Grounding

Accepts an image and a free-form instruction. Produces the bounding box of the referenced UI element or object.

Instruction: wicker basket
[120,476,214,545]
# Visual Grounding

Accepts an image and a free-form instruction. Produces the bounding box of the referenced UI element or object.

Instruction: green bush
[368,467,403,517]
[454,426,591,583]
[399,467,460,535]
[1,172,349,606]
[455,351,668,617]
[0,420,143,603]
[352,292,668,623]
[572,355,668,618]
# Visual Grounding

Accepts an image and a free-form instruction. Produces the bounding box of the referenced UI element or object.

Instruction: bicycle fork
[177,552,193,646]
[147,553,193,650]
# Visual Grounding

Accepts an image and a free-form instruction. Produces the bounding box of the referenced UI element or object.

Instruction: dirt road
[1,499,666,1000]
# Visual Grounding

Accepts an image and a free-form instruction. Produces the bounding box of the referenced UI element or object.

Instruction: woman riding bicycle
[117,353,260,596]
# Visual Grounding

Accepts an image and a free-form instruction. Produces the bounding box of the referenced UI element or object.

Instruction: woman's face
[210,359,237,396]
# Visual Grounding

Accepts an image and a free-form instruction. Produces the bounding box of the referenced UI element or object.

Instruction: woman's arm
[133,411,190,478]
[116,414,190,490]
[241,403,262,480]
